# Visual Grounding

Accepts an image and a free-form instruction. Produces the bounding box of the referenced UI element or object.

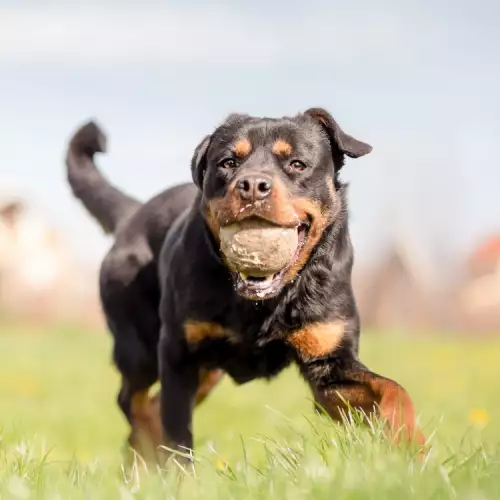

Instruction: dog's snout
[236,175,273,201]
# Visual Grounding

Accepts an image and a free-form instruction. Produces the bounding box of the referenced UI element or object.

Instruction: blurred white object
[0,197,102,327]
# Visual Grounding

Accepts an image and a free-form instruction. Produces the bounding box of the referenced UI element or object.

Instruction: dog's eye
[219,158,238,170]
[289,160,307,172]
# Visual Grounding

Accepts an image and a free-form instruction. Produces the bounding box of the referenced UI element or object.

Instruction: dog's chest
[184,321,293,384]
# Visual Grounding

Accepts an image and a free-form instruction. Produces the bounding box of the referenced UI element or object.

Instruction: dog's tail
[66,121,141,235]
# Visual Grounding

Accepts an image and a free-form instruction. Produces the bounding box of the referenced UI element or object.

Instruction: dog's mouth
[233,221,310,300]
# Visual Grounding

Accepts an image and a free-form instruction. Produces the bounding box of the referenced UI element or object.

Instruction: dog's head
[191,108,372,300]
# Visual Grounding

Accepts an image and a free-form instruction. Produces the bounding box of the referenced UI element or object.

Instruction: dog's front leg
[287,319,426,448]
[302,354,425,446]
[158,331,199,463]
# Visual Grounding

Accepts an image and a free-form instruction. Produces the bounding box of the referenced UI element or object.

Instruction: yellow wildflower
[215,458,227,471]
[468,408,489,427]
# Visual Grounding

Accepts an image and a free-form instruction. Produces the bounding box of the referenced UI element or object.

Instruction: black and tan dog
[66,108,425,461]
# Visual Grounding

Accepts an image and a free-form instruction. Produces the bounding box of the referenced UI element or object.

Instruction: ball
[219,219,298,276]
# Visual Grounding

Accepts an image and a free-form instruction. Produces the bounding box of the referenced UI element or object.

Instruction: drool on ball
[219,219,299,276]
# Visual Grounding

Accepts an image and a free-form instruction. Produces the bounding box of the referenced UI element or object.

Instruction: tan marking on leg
[287,321,345,359]
[311,373,426,449]
[128,389,164,463]
[195,369,224,405]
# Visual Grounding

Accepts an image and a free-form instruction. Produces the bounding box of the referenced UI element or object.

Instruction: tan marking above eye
[233,139,252,158]
[287,321,345,360]
[272,139,293,157]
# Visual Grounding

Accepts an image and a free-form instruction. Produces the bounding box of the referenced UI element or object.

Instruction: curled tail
[66,121,141,234]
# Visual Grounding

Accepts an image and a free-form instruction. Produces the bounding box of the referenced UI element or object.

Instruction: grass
[1,324,500,499]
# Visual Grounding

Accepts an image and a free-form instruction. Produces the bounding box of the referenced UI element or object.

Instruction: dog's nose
[236,175,273,201]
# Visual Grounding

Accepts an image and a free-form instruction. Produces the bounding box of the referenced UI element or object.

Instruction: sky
[1,0,499,274]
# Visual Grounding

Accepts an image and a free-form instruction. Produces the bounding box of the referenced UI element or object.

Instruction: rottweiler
[66,108,425,461]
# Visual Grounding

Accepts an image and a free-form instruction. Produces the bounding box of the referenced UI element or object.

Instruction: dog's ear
[304,107,372,159]
[191,135,211,189]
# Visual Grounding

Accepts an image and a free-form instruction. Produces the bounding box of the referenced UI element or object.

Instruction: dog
[66,108,425,462]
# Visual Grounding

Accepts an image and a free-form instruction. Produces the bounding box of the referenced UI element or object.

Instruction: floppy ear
[191,135,211,189]
[304,107,372,159]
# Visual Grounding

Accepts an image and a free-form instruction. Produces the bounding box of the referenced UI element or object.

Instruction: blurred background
[1,1,500,479]
[1,0,499,333]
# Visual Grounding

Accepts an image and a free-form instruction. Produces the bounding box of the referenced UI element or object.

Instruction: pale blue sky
[1,0,499,271]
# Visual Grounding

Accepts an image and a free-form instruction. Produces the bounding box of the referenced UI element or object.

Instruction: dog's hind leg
[114,353,162,464]
[119,378,164,463]
[102,283,163,462]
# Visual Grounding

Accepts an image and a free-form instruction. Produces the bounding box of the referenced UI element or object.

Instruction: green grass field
[1,325,499,499]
